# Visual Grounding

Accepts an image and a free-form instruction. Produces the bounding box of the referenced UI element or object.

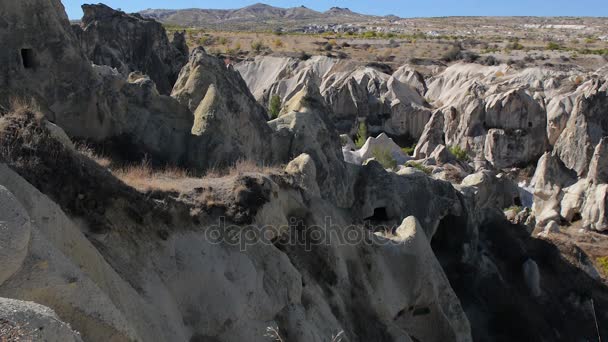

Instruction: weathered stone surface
[173,47,273,168]
[0,186,31,286]
[0,298,83,342]
[343,133,410,166]
[553,80,608,177]
[268,83,351,207]
[588,137,608,184]
[75,4,188,94]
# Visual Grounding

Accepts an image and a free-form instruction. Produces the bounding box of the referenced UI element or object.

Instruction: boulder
[460,171,520,211]
[285,153,321,197]
[392,64,427,95]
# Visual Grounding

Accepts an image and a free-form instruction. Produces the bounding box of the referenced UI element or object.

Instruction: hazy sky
[62,0,608,19]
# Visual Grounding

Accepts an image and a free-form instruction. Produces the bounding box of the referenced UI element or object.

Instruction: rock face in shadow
[74,4,188,94]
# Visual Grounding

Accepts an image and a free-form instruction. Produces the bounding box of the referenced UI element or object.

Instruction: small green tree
[251,41,265,53]
[371,148,397,170]
[546,42,562,51]
[354,122,367,149]
[448,145,470,161]
[401,143,417,156]
[268,95,281,119]
[406,161,432,175]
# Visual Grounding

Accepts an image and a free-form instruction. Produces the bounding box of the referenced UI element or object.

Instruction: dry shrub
[75,143,111,168]
[205,159,282,178]
[111,156,190,193]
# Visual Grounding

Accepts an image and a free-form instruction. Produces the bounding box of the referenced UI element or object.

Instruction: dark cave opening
[364,207,389,224]
[21,49,36,69]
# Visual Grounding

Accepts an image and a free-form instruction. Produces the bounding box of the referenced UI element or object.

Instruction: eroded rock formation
[74,4,188,94]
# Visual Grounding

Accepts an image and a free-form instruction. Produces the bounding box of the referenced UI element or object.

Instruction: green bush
[354,122,367,149]
[401,144,416,156]
[546,42,563,51]
[505,205,523,212]
[406,161,432,175]
[268,95,281,119]
[449,145,470,161]
[251,41,266,53]
[371,148,397,170]
[597,256,608,276]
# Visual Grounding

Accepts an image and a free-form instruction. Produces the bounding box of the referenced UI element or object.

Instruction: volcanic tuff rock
[74,4,188,94]
[237,56,432,140]
[0,109,474,342]
[4,1,608,341]
[173,47,273,169]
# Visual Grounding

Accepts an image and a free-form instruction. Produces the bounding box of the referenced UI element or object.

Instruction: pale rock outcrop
[581,183,608,231]
[285,153,321,198]
[321,66,432,139]
[343,133,410,166]
[482,88,547,168]
[392,64,427,95]
[74,4,188,94]
[459,171,520,211]
[238,56,432,140]
[530,152,577,226]
[422,63,587,168]
[236,55,338,104]
[173,47,273,168]
[531,143,608,231]
[268,84,351,207]
[383,76,433,139]
[429,144,456,165]
[414,109,446,159]
[0,297,83,342]
[588,137,608,184]
[553,79,608,177]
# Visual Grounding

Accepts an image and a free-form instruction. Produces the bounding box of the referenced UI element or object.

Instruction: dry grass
[75,145,284,193]
[75,143,112,168]
[205,159,283,178]
[111,157,191,193]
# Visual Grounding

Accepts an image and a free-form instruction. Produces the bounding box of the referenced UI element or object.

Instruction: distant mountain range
[139,3,396,30]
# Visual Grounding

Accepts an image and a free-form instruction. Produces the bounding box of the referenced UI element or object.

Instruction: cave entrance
[365,207,389,224]
[513,196,522,207]
[21,49,36,69]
